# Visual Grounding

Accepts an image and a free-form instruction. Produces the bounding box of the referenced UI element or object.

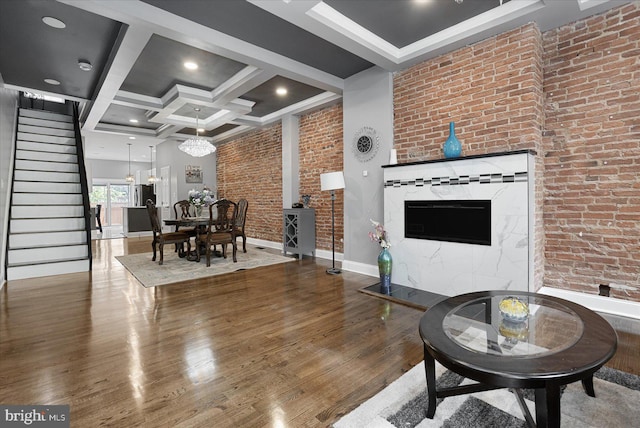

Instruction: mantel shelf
[382,149,537,169]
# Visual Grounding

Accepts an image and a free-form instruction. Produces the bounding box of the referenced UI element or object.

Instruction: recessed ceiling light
[78,60,92,71]
[276,87,288,96]
[184,61,198,70]
[44,78,60,85]
[42,16,66,29]
[197,128,205,133]
[129,119,139,123]
[129,136,136,140]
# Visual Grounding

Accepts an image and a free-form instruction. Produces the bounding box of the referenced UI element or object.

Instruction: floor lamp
[320,171,345,275]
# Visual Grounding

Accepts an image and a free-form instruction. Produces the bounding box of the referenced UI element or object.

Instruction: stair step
[19,115,75,131]
[17,132,75,146]
[15,149,78,163]
[16,140,77,155]
[13,181,82,193]
[10,217,85,233]
[12,193,83,205]
[8,245,88,264]
[10,230,87,248]
[15,159,79,173]
[14,169,80,183]
[7,259,90,281]
[11,205,85,219]
[20,109,72,123]
[18,123,75,138]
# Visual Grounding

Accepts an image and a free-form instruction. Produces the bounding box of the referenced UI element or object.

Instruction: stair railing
[71,101,93,270]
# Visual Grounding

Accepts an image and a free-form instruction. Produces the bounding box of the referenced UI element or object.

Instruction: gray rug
[334,362,640,427]
[116,246,295,287]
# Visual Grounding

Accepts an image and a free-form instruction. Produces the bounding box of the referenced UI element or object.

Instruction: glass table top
[443,294,584,358]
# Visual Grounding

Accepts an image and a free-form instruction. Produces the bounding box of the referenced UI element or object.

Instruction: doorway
[90,181,132,227]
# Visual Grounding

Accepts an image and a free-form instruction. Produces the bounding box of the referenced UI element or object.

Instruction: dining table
[163,216,223,261]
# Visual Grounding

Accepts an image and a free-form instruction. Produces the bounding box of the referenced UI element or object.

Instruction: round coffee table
[419,290,617,428]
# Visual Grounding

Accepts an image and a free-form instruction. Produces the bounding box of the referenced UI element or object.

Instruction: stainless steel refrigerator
[134,184,155,206]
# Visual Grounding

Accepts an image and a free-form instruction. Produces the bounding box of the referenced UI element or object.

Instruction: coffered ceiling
[0,0,629,161]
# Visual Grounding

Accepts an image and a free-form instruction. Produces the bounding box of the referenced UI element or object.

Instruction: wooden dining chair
[173,200,198,234]
[95,204,103,233]
[146,199,191,265]
[196,199,238,266]
[234,198,249,253]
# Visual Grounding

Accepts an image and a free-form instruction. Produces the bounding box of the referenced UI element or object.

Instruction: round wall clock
[352,126,379,162]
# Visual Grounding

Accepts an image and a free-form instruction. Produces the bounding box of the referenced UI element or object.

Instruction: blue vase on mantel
[443,121,462,158]
[378,247,392,294]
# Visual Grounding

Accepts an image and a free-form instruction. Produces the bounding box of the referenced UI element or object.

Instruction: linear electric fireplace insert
[405,200,491,245]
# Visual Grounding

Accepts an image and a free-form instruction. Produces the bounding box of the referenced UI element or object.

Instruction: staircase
[6,108,91,280]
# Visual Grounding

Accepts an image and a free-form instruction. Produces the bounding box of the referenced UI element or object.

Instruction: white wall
[155,140,217,209]
[88,158,150,180]
[342,66,394,275]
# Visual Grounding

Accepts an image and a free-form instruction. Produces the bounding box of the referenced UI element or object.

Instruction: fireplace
[383,150,535,296]
[405,200,491,246]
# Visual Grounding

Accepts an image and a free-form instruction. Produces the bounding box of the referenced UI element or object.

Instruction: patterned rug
[333,361,640,428]
[116,246,295,287]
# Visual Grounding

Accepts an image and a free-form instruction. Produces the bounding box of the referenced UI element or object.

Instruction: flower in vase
[188,188,214,207]
[368,219,390,248]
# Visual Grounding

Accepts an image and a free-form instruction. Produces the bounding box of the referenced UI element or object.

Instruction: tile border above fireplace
[383,150,536,297]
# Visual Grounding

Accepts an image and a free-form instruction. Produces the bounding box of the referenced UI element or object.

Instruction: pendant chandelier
[148,145,157,183]
[125,143,135,183]
[179,108,216,157]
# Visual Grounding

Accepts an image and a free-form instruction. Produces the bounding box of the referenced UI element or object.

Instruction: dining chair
[173,199,199,233]
[146,199,191,265]
[196,199,238,266]
[234,198,249,253]
[95,204,103,233]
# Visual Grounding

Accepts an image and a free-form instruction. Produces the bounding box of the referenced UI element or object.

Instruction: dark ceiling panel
[121,35,247,98]
[141,0,373,79]
[101,104,160,130]
[326,0,507,48]
[242,76,325,117]
[0,0,121,100]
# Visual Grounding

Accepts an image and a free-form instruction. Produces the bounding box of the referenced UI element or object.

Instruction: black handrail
[71,101,93,270]
[4,94,22,279]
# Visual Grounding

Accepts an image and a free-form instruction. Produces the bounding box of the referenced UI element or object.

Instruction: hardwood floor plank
[1,237,638,427]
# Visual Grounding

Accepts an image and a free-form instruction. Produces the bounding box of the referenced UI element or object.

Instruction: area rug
[116,246,295,287]
[333,361,640,428]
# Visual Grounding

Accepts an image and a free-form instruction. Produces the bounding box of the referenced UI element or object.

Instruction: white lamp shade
[320,171,345,191]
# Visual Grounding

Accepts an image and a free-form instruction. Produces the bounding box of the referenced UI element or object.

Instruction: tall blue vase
[443,121,462,158]
[378,247,392,294]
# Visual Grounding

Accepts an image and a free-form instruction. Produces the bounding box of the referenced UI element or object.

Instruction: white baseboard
[539,286,640,320]
[246,237,377,277]
[245,238,343,262]
[342,259,378,278]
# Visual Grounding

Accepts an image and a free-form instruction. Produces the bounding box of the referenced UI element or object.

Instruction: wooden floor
[1,237,638,427]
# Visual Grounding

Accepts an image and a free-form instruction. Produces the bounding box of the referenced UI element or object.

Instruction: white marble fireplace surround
[383,150,535,297]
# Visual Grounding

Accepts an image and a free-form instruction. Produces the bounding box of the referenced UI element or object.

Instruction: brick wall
[542,3,640,301]
[299,104,344,252]
[393,23,546,290]
[216,124,283,243]
[393,5,639,301]
[216,104,344,252]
